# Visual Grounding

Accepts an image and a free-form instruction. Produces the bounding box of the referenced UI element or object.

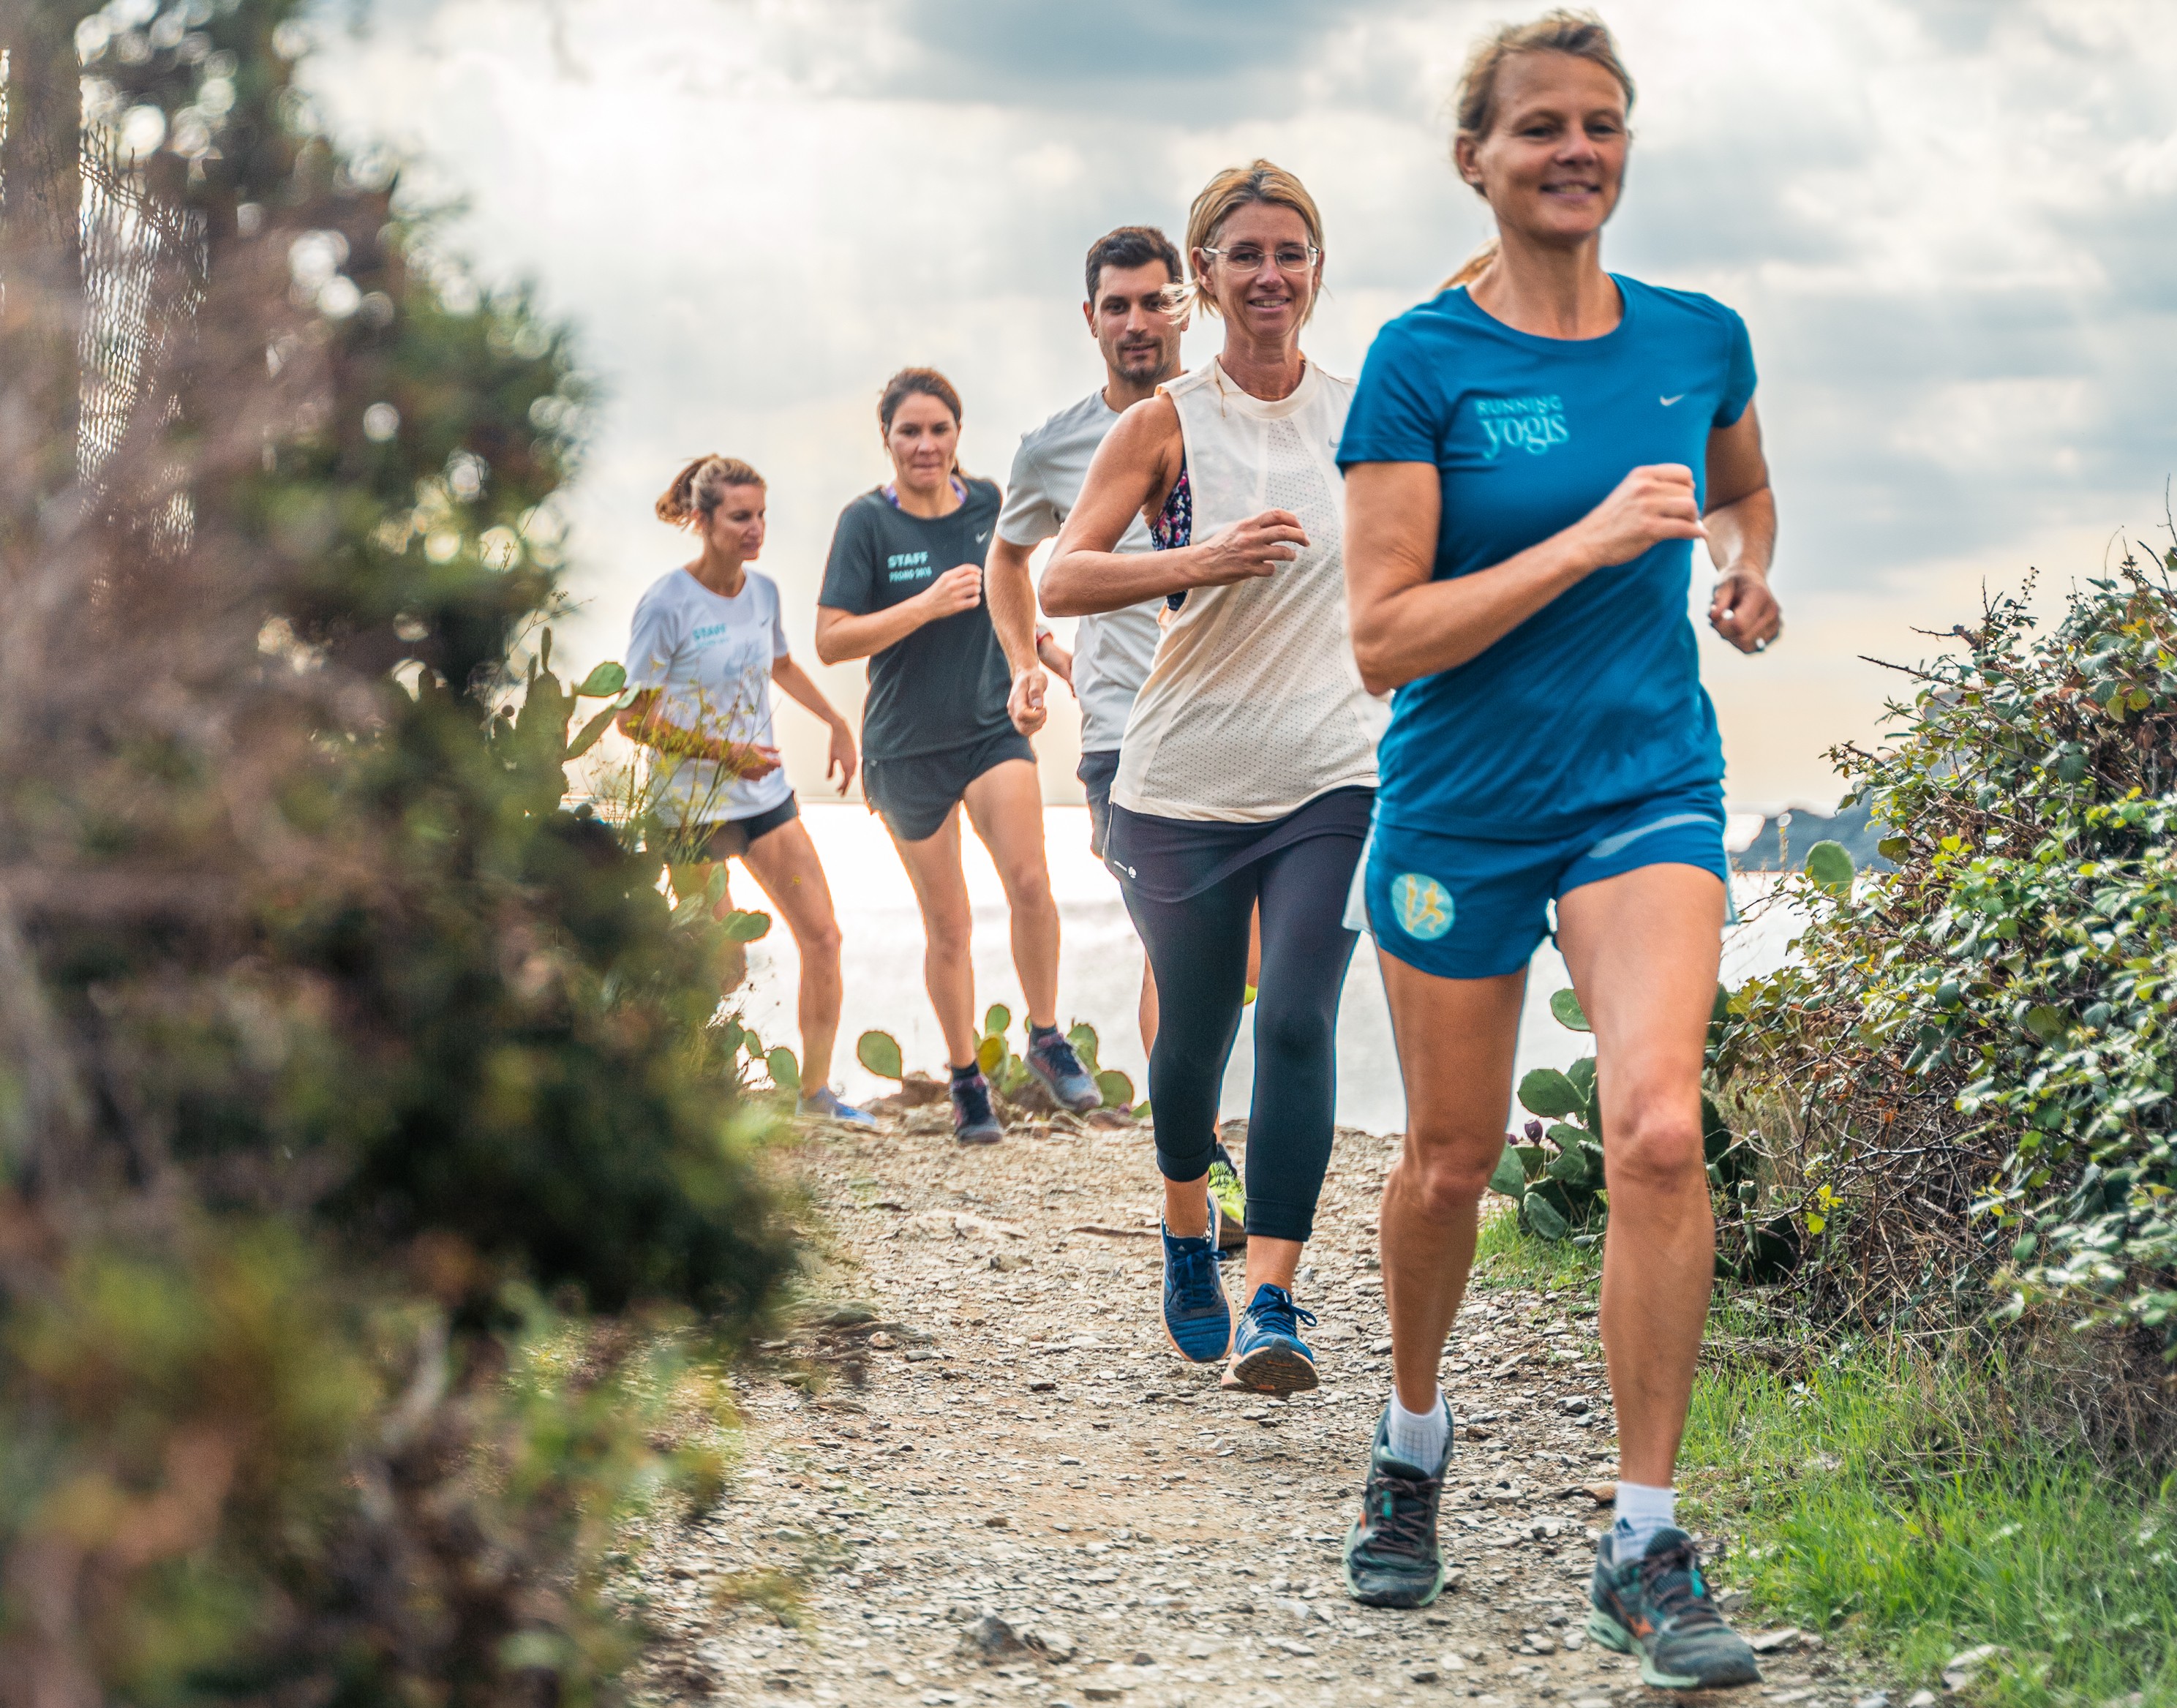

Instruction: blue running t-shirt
[1338,275,1756,838]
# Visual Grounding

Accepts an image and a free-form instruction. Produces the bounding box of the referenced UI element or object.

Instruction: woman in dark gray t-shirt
[816,367,1098,1142]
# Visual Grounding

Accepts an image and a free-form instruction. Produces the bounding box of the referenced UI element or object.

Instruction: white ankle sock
[1612,1481,1676,1559]
[1385,1388,1449,1469]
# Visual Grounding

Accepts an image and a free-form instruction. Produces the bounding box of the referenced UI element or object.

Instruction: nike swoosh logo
[975,529,990,542]
[1659,394,1685,407]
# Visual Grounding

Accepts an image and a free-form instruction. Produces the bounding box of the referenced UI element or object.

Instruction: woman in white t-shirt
[620,454,873,1126]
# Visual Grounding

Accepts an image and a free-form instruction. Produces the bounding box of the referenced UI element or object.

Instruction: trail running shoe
[1161,1192,1230,1363]
[1344,1399,1453,1608]
[1024,1027,1100,1112]
[1207,1144,1247,1249]
[1226,1282,1318,1393]
[797,1085,877,1128]
[950,1070,1003,1145]
[1588,1524,1762,1690]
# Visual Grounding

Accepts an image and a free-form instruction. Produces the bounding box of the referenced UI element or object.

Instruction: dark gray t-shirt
[819,478,1012,762]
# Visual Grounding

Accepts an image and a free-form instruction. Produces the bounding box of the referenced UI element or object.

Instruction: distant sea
[733,804,1805,1134]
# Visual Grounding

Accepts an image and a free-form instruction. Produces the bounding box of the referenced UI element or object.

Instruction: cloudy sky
[308,0,2177,810]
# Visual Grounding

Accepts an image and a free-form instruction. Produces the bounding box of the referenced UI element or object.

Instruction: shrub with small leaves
[1717,551,2177,1347]
[0,2,795,1697]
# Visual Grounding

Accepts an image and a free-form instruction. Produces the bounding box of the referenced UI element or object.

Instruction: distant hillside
[1732,797,1895,873]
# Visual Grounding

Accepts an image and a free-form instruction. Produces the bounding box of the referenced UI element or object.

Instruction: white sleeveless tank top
[1111,359,1388,823]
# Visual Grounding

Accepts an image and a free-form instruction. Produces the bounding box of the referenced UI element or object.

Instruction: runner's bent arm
[1345,418,1765,695]
[1041,396,1312,617]
[1700,404,1781,653]
[770,655,860,792]
[813,564,983,663]
[986,534,1052,735]
[615,689,781,778]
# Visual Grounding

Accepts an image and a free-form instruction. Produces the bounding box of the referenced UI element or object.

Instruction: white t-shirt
[625,566,794,824]
[999,389,1165,755]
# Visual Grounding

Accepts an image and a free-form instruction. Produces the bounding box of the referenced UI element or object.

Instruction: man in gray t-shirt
[987,228,1183,845]
[985,225,1186,1055]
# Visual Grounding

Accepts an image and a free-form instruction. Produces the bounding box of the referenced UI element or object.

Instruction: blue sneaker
[797,1085,877,1127]
[1226,1282,1318,1393]
[1161,1193,1230,1363]
[1025,1026,1100,1113]
[1344,1400,1452,1608]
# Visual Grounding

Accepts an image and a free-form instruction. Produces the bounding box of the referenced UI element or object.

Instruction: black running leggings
[1121,830,1364,1244]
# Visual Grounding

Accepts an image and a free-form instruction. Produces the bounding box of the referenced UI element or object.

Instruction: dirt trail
[631,1107,1870,1708]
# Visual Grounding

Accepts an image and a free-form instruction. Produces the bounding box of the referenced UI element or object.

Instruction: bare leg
[1555,864,1726,1487]
[961,759,1061,1030]
[1239,1235,1302,1298]
[1376,958,1528,1413]
[737,818,846,1091]
[1164,1173,1210,1235]
[1138,960,1159,1056]
[887,810,977,1067]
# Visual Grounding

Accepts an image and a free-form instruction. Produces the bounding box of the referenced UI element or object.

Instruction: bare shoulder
[1102,390,1183,462]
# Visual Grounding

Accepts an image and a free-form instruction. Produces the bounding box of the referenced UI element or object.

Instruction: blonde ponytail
[1437,236,1500,293]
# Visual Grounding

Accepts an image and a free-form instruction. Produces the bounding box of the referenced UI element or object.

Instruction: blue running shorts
[1364,781,1731,980]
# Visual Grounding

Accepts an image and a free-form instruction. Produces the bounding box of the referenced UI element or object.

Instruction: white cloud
[304,0,2177,804]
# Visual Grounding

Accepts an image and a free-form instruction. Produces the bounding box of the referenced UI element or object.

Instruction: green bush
[0,1,794,1696]
[1718,550,2177,1361]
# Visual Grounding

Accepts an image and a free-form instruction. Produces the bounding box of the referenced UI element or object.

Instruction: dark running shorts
[697,793,800,860]
[1077,748,1121,858]
[862,726,1036,843]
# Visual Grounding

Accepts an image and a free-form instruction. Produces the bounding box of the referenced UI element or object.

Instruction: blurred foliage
[0,0,796,1698]
[855,1028,904,1082]
[1716,551,2177,1427]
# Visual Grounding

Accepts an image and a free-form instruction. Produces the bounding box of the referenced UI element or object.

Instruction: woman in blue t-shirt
[1333,14,1775,1690]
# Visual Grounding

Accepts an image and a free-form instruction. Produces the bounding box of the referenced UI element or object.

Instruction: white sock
[1612,1480,1676,1559]
[1385,1388,1450,1469]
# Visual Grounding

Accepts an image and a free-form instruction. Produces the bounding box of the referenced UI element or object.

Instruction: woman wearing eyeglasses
[1045,159,1386,1394]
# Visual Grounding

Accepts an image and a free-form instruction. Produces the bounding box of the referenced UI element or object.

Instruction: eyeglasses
[1201,243,1320,274]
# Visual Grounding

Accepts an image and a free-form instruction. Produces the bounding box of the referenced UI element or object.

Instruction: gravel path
[631,1106,1868,1708]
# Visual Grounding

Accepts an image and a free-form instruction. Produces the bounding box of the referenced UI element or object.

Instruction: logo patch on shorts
[1390,872,1454,941]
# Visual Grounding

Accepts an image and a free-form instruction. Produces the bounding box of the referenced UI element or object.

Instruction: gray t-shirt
[997,390,1165,755]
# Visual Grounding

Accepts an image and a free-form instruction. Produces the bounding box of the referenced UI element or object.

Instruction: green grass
[1465,1212,2177,1702]
[1682,1347,2177,1706]
[1468,1203,1601,1293]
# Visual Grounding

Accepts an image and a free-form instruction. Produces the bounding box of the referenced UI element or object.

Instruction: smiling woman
[813,367,1102,1141]
[1042,159,1388,1407]
[1334,11,1778,1679]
